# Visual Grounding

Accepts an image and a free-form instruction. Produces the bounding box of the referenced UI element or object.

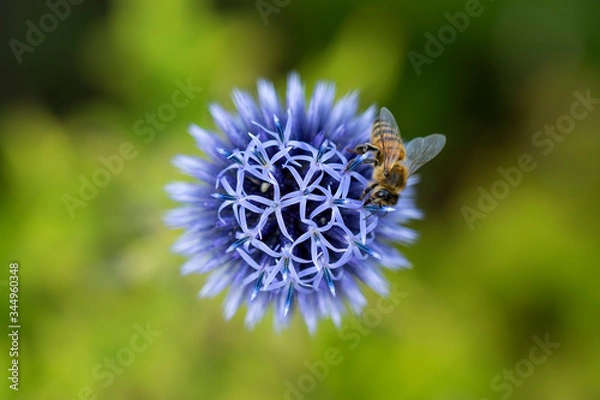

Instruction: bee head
[371,189,398,206]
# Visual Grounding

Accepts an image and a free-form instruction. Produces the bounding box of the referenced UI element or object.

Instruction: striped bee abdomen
[371,120,405,164]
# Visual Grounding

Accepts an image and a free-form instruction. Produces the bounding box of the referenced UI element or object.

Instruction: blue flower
[165,73,422,333]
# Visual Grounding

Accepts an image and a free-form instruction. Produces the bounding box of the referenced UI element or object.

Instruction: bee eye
[375,190,388,198]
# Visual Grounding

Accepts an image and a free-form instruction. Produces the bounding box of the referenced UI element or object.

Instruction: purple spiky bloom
[165,74,422,333]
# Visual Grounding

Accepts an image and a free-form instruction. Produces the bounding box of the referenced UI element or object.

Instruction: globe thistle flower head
[166,74,422,333]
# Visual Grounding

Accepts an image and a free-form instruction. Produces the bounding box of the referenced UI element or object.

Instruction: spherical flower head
[165,73,422,333]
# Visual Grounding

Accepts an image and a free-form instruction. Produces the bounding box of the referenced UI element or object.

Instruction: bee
[353,107,446,207]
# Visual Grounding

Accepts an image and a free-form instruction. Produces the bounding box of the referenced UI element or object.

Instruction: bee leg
[361,183,378,199]
[352,143,379,155]
[365,143,380,153]
[352,144,368,154]
[362,158,378,165]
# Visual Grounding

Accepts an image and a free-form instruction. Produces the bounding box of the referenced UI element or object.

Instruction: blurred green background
[1,0,599,399]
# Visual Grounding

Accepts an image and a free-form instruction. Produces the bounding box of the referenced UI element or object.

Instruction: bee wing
[378,107,403,172]
[403,134,446,175]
